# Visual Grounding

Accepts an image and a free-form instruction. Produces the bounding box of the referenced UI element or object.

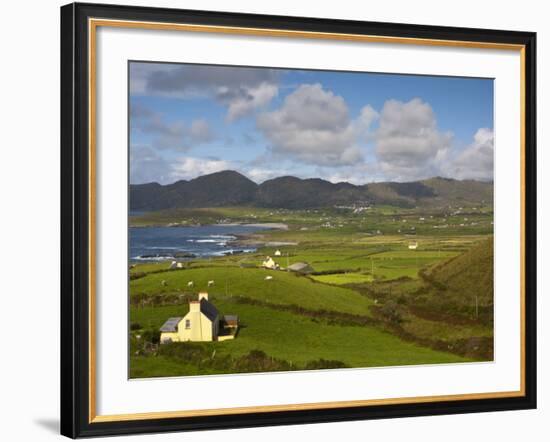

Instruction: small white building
[408,241,418,250]
[274,250,282,256]
[262,256,279,270]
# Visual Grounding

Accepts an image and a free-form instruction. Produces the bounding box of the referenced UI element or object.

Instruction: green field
[129,205,494,378]
[131,299,469,378]
[131,266,375,316]
[310,272,374,285]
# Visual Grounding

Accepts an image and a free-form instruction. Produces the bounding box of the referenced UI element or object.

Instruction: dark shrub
[304,359,349,370]
[233,350,292,373]
[379,300,405,324]
[130,272,146,281]
[141,328,161,345]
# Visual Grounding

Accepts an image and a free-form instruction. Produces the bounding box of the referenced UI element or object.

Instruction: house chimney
[198,291,209,301]
[189,300,200,312]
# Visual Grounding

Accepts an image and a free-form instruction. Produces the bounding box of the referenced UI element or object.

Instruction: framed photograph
[60,2,536,438]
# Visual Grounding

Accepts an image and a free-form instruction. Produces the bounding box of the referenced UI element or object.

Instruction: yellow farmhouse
[159,292,237,343]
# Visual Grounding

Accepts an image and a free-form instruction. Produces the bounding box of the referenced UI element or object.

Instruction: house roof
[224,315,238,323]
[159,317,182,332]
[200,298,219,322]
[288,262,314,273]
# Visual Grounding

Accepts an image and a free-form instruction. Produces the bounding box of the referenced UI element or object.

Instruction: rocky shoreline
[130,221,289,229]
[130,222,294,261]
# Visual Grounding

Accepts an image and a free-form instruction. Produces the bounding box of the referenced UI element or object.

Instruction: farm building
[287,262,314,274]
[159,292,238,343]
[168,261,184,269]
[262,256,279,270]
[408,241,418,250]
[274,249,282,256]
[223,315,239,328]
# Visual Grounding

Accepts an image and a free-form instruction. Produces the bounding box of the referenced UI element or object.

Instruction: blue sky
[130,61,494,185]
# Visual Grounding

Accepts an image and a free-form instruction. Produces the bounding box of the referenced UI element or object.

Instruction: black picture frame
[61,2,537,438]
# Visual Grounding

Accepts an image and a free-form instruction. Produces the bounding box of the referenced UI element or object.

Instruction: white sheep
[187,281,194,288]
[207,280,215,287]
[264,276,273,281]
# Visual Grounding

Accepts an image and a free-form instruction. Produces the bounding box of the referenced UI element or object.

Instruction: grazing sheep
[207,280,215,287]
[187,281,194,288]
[176,262,183,268]
[169,261,178,269]
[161,280,167,287]
[264,276,273,281]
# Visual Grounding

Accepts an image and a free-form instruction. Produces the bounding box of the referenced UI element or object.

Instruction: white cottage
[262,256,279,270]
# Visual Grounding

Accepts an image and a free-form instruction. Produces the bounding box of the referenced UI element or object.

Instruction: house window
[185,319,191,329]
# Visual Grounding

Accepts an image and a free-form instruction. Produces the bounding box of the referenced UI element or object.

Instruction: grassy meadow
[129,205,494,378]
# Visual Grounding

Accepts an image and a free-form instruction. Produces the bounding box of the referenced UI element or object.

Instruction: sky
[129,61,494,185]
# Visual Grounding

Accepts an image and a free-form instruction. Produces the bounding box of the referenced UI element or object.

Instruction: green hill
[425,237,494,308]
[130,171,493,211]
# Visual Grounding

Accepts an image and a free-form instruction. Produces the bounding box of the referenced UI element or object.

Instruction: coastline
[130,222,292,262]
[129,221,288,230]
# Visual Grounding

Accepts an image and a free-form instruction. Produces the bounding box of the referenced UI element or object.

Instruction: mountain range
[130,170,493,211]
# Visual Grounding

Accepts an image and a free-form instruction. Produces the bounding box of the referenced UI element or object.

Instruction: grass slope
[130,266,375,316]
[425,237,494,307]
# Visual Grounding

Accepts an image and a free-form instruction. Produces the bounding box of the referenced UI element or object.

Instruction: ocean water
[130,224,270,262]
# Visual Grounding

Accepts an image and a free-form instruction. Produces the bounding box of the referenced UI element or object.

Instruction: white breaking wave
[210,248,256,257]
[132,255,174,261]
[209,234,237,240]
[145,246,181,250]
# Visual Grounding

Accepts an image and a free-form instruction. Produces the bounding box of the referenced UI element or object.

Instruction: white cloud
[225,82,278,121]
[131,104,214,151]
[444,128,494,180]
[355,105,379,136]
[374,98,452,180]
[319,163,384,185]
[189,119,213,143]
[169,157,234,181]
[257,83,365,166]
[130,148,235,184]
[130,146,171,184]
[131,63,280,120]
[245,167,282,183]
